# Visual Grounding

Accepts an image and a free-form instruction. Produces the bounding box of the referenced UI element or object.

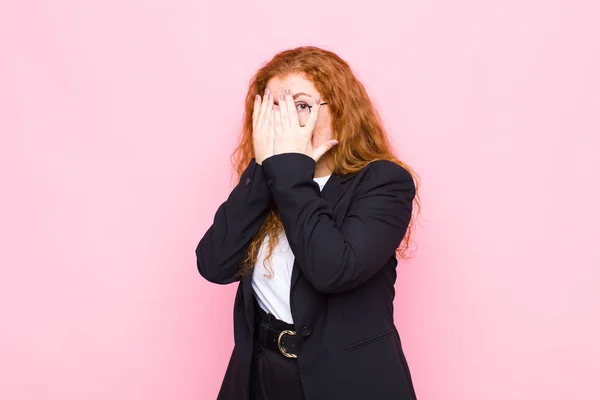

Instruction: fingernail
[285,88,290,95]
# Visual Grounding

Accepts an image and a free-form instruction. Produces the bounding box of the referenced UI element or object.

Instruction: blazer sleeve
[261,152,415,294]
[195,158,272,284]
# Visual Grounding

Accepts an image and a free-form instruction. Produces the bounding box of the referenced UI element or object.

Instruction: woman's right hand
[252,89,275,165]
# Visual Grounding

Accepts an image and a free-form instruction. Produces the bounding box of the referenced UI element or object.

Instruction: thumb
[312,140,339,163]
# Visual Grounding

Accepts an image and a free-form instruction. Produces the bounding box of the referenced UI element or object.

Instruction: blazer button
[301,326,312,337]
[267,179,272,186]
[245,177,251,185]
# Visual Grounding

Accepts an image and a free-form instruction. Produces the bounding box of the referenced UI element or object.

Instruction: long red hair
[231,46,421,278]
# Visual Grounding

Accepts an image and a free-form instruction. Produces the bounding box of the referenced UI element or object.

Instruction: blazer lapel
[321,172,354,209]
[290,172,355,292]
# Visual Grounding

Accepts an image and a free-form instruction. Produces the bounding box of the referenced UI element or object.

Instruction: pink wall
[1,0,599,398]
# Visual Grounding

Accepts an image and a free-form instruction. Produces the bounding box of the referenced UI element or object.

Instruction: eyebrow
[293,92,312,99]
[273,92,313,105]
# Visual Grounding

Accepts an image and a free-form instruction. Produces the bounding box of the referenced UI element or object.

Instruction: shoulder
[361,160,415,190]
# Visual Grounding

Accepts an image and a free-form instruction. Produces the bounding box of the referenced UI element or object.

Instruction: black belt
[254,300,301,359]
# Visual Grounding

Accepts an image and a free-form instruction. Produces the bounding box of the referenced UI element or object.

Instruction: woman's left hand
[272,89,338,163]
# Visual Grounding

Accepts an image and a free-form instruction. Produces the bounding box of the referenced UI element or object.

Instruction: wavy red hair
[231,46,421,278]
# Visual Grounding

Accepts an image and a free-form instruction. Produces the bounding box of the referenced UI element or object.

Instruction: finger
[267,107,275,136]
[284,88,299,127]
[252,94,261,128]
[262,92,274,127]
[257,89,271,129]
[312,139,339,162]
[279,94,291,130]
[305,97,322,132]
[273,105,283,138]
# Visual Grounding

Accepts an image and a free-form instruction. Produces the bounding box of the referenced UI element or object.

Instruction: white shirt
[251,173,332,324]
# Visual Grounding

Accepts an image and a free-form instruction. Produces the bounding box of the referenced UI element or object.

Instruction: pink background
[1,0,599,399]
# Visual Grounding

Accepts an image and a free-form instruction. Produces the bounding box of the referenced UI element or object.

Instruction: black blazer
[196,152,417,400]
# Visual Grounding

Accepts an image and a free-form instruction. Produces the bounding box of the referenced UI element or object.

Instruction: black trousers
[249,301,306,400]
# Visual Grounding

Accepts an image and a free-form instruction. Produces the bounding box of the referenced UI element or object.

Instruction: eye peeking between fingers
[295,102,309,112]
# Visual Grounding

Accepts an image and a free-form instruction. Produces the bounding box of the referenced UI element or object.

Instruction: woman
[196,46,419,400]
